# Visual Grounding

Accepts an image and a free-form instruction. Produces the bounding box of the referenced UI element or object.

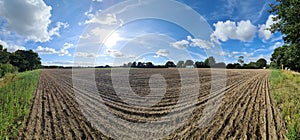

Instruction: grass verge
[270,70,300,140]
[0,70,40,139]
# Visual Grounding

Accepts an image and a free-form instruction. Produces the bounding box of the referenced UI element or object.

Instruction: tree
[176,60,184,68]
[204,56,216,67]
[269,1,300,71]
[195,61,206,68]
[256,58,267,68]
[131,62,137,67]
[245,62,258,69]
[9,50,41,72]
[270,46,286,68]
[184,60,194,68]
[146,62,154,68]
[0,44,10,64]
[226,63,241,69]
[165,61,176,68]
[238,56,244,66]
[269,0,300,44]
[226,63,234,69]
[137,62,144,68]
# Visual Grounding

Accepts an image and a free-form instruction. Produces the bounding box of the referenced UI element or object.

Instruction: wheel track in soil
[18,69,286,139]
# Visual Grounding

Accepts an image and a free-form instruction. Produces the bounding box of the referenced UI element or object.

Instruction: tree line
[227,56,267,69]
[0,44,41,77]
[122,56,267,69]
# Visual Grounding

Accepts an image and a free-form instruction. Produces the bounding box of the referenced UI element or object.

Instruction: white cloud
[85,13,118,25]
[232,51,239,55]
[0,40,26,52]
[106,49,125,58]
[35,43,74,56]
[62,43,74,50]
[188,37,215,49]
[58,43,74,56]
[242,52,254,58]
[254,49,266,52]
[258,15,277,41]
[75,52,100,58]
[211,20,256,42]
[170,36,214,50]
[224,51,254,59]
[155,49,169,57]
[269,42,283,50]
[170,40,189,49]
[0,0,68,42]
[49,22,69,37]
[35,46,57,54]
[89,27,114,39]
[79,34,91,39]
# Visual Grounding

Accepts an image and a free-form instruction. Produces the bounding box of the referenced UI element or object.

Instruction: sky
[0,0,284,66]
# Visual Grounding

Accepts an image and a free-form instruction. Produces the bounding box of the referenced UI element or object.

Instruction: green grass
[270,70,300,140]
[0,70,40,139]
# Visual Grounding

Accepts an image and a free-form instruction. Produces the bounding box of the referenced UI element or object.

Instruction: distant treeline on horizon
[42,56,268,69]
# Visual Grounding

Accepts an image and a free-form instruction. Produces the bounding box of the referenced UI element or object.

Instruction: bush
[0,64,18,78]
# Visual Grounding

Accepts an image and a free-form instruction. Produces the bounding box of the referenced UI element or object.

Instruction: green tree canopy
[269,0,300,71]
[256,58,267,68]
[165,61,176,68]
[269,0,300,44]
[0,44,10,64]
[9,50,41,72]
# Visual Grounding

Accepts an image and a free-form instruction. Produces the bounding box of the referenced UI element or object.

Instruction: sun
[104,33,124,48]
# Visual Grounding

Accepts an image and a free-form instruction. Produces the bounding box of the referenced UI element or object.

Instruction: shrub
[0,64,18,78]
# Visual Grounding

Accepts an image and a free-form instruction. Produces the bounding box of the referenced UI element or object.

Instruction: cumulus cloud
[0,40,26,52]
[170,40,189,49]
[0,0,68,42]
[258,15,277,41]
[211,20,256,42]
[170,36,215,50]
[35,43,74,56]
[155,49,169,57]
[49,22,69,37]
[58,43,74,56]
[35,46,57,54]
[188,36,215,49]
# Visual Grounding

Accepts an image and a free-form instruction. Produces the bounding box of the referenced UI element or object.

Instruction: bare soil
[18,69,286,139]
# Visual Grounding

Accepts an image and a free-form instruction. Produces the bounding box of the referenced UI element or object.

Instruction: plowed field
[18,69,286,139]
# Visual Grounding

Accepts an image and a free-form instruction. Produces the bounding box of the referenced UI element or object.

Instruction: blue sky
[0,0,283,66]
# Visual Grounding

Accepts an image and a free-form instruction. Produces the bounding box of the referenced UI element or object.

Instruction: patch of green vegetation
[0,70,40,139]
[270,70,300,140]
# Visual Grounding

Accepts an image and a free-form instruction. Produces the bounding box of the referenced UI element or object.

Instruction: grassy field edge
[270,69,300,140]
[0,70,40,139]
